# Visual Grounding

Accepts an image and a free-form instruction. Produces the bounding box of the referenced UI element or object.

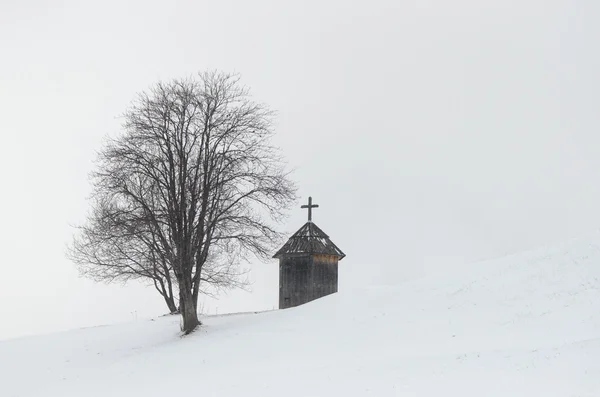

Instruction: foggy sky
[1,0,599,340]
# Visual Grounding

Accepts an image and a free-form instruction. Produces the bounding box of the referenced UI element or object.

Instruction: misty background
[1,0,599,339]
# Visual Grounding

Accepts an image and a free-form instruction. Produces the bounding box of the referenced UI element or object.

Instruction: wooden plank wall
[279,254,339,309]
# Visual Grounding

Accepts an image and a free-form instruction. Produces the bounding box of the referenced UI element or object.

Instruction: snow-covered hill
[2,232,600,396]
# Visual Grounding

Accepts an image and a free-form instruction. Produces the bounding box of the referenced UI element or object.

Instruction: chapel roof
[273,221,346,260]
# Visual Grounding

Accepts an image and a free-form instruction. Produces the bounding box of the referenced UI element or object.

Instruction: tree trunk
[192,277,200,313]
[164,294,178,314]
[179,285,200,334]
[153,276,179,314]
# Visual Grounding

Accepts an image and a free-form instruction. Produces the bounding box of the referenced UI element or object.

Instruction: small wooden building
[273,197,345,309]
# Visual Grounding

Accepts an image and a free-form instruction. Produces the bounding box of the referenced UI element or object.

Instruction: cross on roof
[301,196,319,222]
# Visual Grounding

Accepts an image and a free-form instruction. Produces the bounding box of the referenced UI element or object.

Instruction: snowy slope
[2,232,600,396]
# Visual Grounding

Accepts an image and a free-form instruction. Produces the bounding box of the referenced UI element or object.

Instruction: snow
[2,232,600,396]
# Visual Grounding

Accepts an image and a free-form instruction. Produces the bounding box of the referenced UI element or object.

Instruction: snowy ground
[2,233,600,396]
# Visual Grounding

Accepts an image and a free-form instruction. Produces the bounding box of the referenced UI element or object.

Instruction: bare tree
[69,71,296,334]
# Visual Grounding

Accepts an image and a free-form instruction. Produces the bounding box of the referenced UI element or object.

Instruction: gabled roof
[273,221,345,260]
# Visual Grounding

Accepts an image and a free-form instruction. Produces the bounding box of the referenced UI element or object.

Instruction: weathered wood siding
[279,254,339,309]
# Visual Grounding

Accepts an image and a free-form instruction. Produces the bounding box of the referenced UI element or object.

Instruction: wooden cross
[301,196,319,222]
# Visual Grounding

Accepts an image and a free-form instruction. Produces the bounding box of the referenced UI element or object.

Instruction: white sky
[1,0,599,340]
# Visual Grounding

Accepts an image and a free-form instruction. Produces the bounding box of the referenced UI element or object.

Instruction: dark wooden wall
[279,254,339,309]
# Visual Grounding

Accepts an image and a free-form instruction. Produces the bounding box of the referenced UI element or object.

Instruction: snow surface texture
[2,232,600,396]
